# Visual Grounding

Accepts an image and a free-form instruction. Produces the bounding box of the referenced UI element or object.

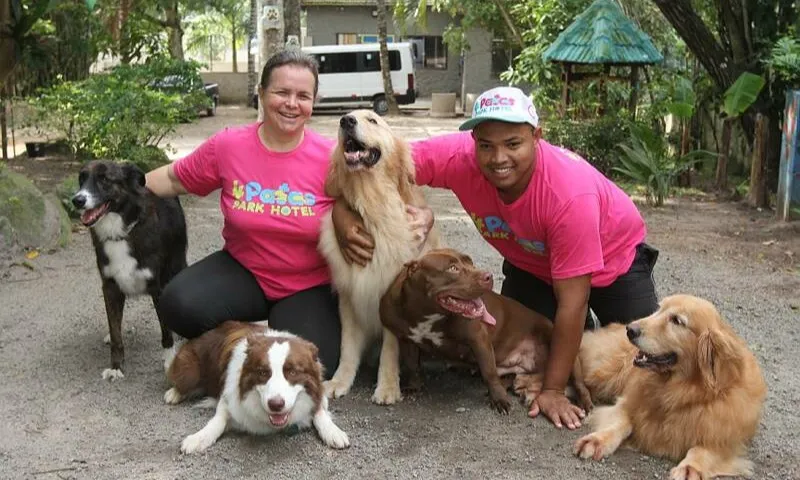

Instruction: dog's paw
[164,387,184,405]
[319,424,350,449]
[180,431,216,454]
[490,394,512,415]
[670,464,706,480]
[371,383,402,405]
[323,379,351,399]
[574,433,609,461]
[101,368,125,381]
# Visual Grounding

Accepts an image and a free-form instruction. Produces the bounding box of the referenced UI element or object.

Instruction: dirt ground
[1,106,798,480]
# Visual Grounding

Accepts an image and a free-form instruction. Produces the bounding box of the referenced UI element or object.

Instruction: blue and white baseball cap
[459,86,539,131]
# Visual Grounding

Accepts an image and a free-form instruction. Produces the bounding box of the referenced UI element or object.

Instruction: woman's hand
[331,200,374,266]
[406,205,434,246]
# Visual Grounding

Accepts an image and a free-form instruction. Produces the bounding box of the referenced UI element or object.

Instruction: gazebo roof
[542,0,664,65]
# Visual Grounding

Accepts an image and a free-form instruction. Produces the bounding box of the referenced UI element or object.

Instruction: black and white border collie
[164,321,350,454]
[71,160,188,381]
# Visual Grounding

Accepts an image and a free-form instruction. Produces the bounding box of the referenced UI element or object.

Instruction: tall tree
[207,0,248,72]
[377,0,400,115]
[650,0,798,190]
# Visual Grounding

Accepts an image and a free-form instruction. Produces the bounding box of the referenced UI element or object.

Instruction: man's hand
[331,200,374,266]
[529,389,585,429]
[406,205,434,245]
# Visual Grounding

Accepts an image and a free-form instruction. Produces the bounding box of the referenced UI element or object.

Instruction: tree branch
[491,0,523,48]
[651,0,739,91]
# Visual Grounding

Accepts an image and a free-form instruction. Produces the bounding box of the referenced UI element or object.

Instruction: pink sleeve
[172,133,222,196]
[547,194,605,280]
[410,132,472,188]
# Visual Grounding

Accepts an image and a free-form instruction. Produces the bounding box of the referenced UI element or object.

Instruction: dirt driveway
[1,106,798,480]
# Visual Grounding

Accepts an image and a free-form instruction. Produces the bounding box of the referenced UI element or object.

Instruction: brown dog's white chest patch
[408,314,445,346]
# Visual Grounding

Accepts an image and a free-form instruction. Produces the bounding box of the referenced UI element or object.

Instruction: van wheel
[373,96,389,116]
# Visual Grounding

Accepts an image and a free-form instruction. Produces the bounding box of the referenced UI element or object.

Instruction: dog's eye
[284,366,297,377]
[368,118,378,125]
[446,265,459,273]
[669,314,683,326]
[257,368,271,378]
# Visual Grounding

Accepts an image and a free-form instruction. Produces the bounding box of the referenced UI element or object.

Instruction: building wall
[200,72,249,104]
[304,6,499,97]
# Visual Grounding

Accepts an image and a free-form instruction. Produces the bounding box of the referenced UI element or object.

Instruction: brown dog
[574,295,767,479]
[379,248,593,414]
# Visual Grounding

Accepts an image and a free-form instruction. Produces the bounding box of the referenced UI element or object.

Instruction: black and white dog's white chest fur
[73,160,188,381]
[92,212,155,296]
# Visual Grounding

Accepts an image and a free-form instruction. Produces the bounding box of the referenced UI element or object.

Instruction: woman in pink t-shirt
[145,50,341,374]
[333,87,660,430]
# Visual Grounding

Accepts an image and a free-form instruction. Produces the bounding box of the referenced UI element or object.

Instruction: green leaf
[722,72,766,117]
[85,0,97,9]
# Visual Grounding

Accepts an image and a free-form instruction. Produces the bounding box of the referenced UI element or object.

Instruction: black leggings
[501,243,660,329]
[157,250,341,376]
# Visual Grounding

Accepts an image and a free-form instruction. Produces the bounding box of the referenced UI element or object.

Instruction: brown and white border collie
[164,321,350,454]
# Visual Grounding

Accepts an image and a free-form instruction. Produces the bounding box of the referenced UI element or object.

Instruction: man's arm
[528,274,590,429]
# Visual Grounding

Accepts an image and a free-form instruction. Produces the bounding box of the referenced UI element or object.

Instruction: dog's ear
[697,328,739,391]
[122,163,146,191]
[404,260,420,275]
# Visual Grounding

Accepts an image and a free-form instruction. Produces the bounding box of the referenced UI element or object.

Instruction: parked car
[152,74,220,118]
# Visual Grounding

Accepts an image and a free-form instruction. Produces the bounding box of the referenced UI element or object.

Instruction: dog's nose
[479,272,493,288]
[71,193,86,209]
[340,115,357,130]
[626,324,641,341]
[267,397,285,412]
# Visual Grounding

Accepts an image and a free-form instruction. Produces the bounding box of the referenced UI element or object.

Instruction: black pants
[157,250,341,377]
[501,243,659,329]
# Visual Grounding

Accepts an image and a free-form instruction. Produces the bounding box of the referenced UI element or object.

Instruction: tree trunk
[231,22,238,73]
[165,1,184,60]
[747,113,769,208]
[376,0,400,115]
[651,0,737,91]
[716,118,732,191]
[284,0,301,44]
[0,0,15,87]
[1,95,8,161]
[248,0,258,107]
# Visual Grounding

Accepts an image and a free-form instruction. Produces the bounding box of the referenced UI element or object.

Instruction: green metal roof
[542,0,663,65]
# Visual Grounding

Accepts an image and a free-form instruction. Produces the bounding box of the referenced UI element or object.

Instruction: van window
[313,50,401,74]
[360,51,401,72]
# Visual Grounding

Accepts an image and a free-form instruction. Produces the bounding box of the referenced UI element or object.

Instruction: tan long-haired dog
[318,110,440,405]
[574,294,767,480]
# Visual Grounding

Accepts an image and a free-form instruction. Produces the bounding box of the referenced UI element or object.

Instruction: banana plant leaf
[723,72,766,118]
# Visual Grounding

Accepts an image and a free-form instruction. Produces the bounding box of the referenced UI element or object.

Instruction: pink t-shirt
[412,132,646,287]
[173,123,335,299]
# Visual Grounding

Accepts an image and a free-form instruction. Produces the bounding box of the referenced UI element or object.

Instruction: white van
[254,43,418,115]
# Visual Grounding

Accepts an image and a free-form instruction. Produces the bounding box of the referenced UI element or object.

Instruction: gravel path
[1,107,797,480]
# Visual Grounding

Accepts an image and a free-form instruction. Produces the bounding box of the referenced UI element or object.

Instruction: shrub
[614,123,717,206]
[544,116,632,176]
[122,145,171,173]
[26,57,207,160]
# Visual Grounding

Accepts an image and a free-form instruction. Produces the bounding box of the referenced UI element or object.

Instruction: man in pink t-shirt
[334,86,659,430]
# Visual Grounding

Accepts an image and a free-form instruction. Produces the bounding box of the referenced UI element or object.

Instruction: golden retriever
[318,110,440,405]
[574,294,766,480]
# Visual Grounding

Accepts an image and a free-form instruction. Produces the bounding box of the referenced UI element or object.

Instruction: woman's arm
[145,163,188,197]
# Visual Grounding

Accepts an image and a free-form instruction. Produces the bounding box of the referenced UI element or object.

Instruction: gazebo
[542,0,663,118]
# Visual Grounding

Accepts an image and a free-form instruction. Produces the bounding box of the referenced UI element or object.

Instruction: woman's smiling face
[259,65,316,139]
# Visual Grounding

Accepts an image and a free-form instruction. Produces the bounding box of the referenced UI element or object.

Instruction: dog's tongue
[480,306,497,326]
[464,298,496,326]
[80,204,108,226]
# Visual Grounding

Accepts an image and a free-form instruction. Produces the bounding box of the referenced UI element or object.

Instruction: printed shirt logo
[232,180,317,217]
[470,213,546,256]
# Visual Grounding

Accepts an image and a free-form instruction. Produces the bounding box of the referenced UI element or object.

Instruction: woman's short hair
[259,49,320,97]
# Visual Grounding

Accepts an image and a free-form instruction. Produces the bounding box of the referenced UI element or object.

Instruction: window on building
[406,36,447,69]
[491,39,521,77]
[337,33,358,45]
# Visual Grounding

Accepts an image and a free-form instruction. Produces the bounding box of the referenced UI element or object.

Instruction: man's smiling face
[472,121,540,203]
